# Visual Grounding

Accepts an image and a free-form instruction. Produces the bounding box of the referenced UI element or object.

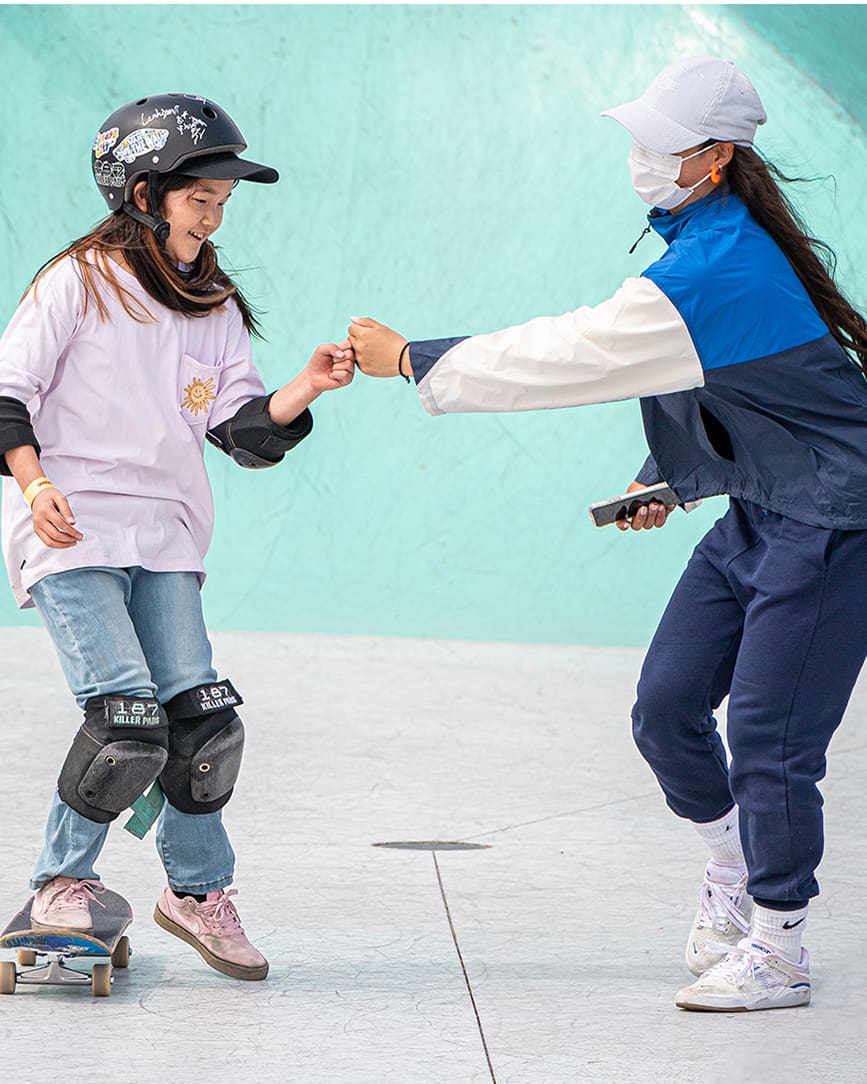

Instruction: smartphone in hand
[588,483,697,527]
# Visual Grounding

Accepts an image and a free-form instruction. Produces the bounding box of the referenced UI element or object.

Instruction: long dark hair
[29,173,262,336]
[725,146,867,375]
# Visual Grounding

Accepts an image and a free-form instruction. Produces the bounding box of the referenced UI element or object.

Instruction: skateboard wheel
[91,963,112,997]
[17,949,37,967]
[111,936,130,969]
[0,960,16,994]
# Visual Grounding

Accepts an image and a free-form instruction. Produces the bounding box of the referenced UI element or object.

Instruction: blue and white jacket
[409,192,867,530]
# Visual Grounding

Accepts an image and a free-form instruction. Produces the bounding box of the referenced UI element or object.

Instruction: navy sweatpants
[631,499,867,905]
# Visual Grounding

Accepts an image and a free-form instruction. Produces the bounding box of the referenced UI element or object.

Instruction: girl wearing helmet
[0,94,353,981]
[347,57,867,1011]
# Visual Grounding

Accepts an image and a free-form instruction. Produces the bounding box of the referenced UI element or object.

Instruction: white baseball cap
[601,56,767,153]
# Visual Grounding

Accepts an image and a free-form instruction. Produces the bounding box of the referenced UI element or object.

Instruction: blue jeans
[29,566,235,895]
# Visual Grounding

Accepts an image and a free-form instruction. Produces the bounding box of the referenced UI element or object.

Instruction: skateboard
[0,889,132,997]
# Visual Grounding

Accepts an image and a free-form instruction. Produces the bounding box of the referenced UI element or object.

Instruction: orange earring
[710,164,722,185]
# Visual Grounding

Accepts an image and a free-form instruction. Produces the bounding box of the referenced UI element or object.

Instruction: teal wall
[1,5,865,646]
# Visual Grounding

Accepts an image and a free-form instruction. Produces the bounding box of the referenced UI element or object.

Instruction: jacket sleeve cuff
[408,337,469,383]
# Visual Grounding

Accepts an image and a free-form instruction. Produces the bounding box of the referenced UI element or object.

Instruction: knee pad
[58,696,170,823]
[159,680,245,815]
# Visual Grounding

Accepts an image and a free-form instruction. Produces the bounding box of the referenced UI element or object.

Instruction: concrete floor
[0,626,864,1084]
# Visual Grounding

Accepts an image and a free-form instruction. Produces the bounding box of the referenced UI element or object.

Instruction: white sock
[751,903,807,962]
[706,859,746,885]
[691,807,746,868]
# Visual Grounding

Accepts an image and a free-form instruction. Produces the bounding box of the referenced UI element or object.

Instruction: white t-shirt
[0,254,267,607]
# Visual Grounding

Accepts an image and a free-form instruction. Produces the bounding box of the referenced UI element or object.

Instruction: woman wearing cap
[348,56,867,1011]
[0,94,354,981]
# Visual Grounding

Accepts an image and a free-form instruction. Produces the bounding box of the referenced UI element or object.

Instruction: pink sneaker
[30,877,105,931]
[153,887,269,980]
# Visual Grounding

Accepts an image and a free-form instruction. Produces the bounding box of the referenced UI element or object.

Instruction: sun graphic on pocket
[181,376,217,416]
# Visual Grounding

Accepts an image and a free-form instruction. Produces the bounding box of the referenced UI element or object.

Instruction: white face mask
[628,141,716,210]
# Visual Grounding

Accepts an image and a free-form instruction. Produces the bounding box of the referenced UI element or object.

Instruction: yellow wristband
[23,476,54,507]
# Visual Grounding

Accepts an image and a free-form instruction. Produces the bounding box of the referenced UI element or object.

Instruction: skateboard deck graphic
[0,889,132,996]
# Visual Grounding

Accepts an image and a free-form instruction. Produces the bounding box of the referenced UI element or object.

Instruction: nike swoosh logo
[166,906,203,936]
[782,917,805,929]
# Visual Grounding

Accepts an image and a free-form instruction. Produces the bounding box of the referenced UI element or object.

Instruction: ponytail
[725,147,867,376]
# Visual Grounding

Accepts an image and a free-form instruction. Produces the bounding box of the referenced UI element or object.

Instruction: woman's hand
[615,480,675,532]
[348,317,408,378]
[31,487,83,548]
[303,340,355,393]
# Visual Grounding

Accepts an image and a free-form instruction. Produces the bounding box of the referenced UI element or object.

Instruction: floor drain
[372,840,491,851]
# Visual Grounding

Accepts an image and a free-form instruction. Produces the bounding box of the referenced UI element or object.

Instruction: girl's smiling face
[162,179,233,265]
[133,178,233,265]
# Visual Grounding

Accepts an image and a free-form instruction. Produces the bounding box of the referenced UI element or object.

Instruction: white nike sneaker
[676,938,811,1012]
[685,867,752,976]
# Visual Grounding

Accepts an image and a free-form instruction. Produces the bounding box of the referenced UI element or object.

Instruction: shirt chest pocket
[178,354,223,427]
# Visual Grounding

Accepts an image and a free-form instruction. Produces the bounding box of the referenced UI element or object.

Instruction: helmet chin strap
[123,171,171,247]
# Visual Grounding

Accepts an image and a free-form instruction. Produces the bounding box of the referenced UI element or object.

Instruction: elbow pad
[206,394,313,469]
[0,397,41,476]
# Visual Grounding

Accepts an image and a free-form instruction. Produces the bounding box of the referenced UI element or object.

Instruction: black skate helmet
[92,93,278,243]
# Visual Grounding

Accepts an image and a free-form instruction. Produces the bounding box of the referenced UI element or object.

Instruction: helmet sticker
[140,103,209,145]
[93,127,119,159]
[94,160,126,188]
[113,128,171,164]
[176,110,209,144]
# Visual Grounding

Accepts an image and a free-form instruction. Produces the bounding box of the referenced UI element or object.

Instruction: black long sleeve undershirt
[0,397,40,476]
